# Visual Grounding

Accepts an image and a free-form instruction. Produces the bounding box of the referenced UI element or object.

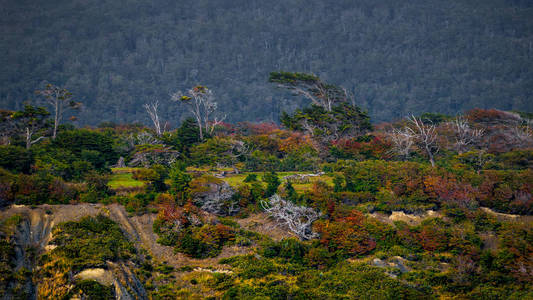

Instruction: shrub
[67,280,114,300]
[262,171,280,197]
[0,146,32,173]
[168,164,191,203]
[243,174,257,182]
[175,224,236,258]
[261,238,309,263]
[314,211,377,257]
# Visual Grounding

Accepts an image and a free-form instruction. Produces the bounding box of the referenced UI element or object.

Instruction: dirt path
[480,207,533,224]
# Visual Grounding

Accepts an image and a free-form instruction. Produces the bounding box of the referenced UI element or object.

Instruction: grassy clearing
[222,172,333,192]
[111,167,142,174]
[108,168,144,189]
[109,167,332,192]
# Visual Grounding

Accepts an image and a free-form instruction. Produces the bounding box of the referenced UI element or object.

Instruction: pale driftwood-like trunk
[25,127,46,149]
[406,115,439,167]
[53,97,59,139]
[261,194,321,240]
[144,101,163,136]
[171,86,221,141]
[388,127,415,159]
[36,84,77,140]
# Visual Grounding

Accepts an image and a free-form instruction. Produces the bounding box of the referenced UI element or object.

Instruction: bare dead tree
[342,87,356,107]
[261,194,321,240]
[125,131,161,150]
[471,149,492,174]
[11,105,50,149]
[35,83,81,139]
[451,116,484,154]
[406,115,439,167]
[208,114,227,135]
[388,127,415,159]
[301,119,318,138]
[143,101,163,136]
[192,181,236,216]
[229,139,252,158]
[171,85,220,141]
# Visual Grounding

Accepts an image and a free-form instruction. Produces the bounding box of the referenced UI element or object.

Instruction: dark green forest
[1,0,532,125]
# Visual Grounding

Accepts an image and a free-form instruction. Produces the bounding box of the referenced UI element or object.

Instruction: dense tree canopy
[1,0,532,125]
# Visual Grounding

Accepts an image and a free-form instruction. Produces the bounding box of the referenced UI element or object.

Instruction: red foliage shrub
[330,135,392,160]
[278,131,316,154]
[314,210,376,256]
[465,109,520,125]
[416,227,448,252]
[477,170,533,214]
[498,223,533,283]
[423,175,477,208]
[239,122,280,135]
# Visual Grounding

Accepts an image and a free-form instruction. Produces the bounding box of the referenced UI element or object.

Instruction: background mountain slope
[1,0,532,125]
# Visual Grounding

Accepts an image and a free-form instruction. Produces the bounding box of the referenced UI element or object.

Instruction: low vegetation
[0,74,532,298]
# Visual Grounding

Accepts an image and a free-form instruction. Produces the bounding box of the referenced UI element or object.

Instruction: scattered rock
[372,256,410,273]
[369,210,440,226]
[389,256,409,273]
[372,258,387,268]
[75,268,114,286]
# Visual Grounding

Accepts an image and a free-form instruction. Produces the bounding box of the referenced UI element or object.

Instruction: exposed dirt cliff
[0,203,249,299]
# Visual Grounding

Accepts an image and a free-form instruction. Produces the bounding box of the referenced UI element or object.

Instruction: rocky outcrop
[108,261,148,300]
[0,202,244,300]
[372,256,411,278]
[369,210,440,226]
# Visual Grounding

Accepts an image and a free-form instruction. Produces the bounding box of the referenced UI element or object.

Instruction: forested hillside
[1,0,532,125]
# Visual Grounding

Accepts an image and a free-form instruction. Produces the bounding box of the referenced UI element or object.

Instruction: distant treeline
[1,0,532,125]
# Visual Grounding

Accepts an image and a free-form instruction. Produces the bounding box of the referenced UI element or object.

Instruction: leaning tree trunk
[53,98,59,140]
[426,146,435,167]
[25,127,32,150]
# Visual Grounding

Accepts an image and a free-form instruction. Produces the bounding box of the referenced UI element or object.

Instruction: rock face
[192,181,237,216]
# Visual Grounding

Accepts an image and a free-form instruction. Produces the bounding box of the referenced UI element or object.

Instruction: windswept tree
[269,71,352,111]
[405,115,439,167]
[171,85,225,141]
[35,83,81,139]
[11,105,50,149]
[281,102,371,145]
[273,72,370,146]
